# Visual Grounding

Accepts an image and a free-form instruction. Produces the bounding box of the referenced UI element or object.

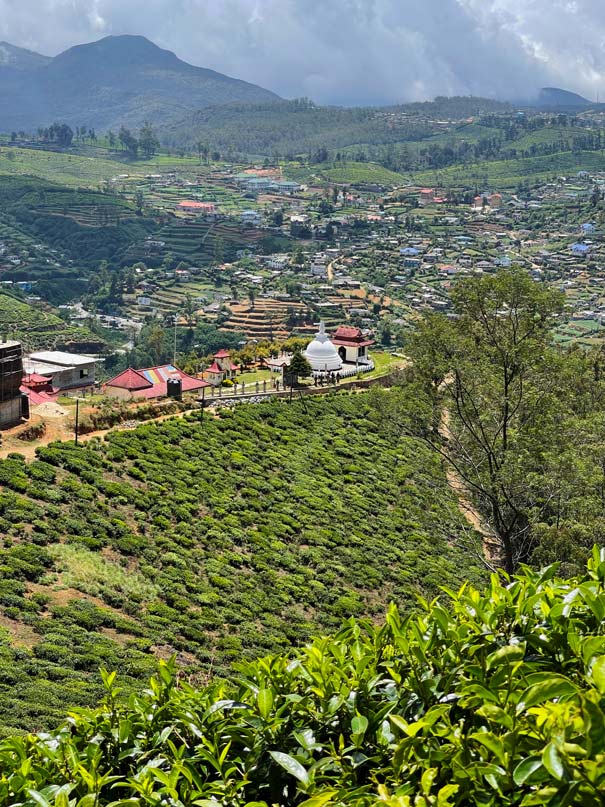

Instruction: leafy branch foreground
[5,550,605,806]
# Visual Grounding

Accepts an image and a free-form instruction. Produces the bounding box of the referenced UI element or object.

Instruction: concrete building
[0,340,28,427]
[23,351,98,391]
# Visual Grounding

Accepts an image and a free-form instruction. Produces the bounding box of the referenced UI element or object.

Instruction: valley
[2,19,605,804]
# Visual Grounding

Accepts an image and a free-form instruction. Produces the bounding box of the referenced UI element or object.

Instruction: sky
[0,0,602,105]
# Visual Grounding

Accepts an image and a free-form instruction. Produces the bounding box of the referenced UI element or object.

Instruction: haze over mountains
[0,32,598,139]
[0,35,280,132]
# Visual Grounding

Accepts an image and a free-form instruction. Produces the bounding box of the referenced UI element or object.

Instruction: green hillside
[0,293,97,350]
[4,551,605,806]
[0,176,156,300]
[0,393,484,734]
[0,146,138,187]
[411,149,605,188]
[285,160,405,187]
[162,97,510,155]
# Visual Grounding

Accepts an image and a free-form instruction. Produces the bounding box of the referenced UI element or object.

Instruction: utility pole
[75,397,80,445]
[173,316,177,366]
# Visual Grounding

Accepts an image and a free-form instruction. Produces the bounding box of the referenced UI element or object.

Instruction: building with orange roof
[177,200,216,214]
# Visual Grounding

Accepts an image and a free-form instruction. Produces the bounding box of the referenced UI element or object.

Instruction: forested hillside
[0,393,484,734]
[161,97,511,157]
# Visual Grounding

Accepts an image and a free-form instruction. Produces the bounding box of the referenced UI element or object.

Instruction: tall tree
[288,349,312,385]
[409,267,565,574]
[139,122,159,159]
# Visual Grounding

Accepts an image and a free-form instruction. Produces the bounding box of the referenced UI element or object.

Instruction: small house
[204,350,238,386]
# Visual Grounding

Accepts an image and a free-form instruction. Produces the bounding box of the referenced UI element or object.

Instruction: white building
[304,322,342,372]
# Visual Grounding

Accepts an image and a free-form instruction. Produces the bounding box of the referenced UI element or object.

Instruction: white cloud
[0,0,602,103]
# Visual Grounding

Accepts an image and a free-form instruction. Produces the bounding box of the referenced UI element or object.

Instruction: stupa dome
[304,321,342,372]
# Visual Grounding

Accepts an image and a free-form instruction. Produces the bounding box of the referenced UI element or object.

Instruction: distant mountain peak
[537,87,592,109]
[0,41,50,70]
[0,34,280,131]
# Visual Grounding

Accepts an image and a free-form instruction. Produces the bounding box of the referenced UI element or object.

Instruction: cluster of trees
[36,122,73,147]
[117,122,159,159]
[392,267,605,577]
[4,551,605,804]
[74,125,96,143]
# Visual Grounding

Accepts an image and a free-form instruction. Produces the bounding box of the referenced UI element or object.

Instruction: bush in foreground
[4,549,605,806]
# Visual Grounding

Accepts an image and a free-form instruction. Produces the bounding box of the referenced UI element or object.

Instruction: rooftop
[28,351,97,367]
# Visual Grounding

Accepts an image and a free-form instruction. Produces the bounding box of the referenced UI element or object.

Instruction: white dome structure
[304,321,342,372]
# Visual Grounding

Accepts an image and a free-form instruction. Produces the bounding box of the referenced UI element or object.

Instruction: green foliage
[409,268,565,574]
[0,393,483,732]
[162,97,510,157]
[0,291,96,349]
[4,552,605,805]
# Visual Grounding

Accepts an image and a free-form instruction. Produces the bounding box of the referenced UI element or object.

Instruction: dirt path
[327,257,338,282]
[439,407,497,564]
[0,405,205,461]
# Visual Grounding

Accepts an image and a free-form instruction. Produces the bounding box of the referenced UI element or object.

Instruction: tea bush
[3,552,605,805]
[0,393,484,731]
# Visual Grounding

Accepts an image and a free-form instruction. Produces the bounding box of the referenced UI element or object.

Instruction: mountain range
[0,35,280,132]
[0,33,598,141]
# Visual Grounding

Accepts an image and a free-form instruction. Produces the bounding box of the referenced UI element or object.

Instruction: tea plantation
[4,551,605,806]
[0,292,96,350]
[0,393,485,734]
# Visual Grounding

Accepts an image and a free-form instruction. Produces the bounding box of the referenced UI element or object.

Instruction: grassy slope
[0,394,484,733]
[411,149,605,188]
[0,147,143,187]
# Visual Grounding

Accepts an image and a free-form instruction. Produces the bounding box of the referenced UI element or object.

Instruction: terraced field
[153,219,270,264]
[221,300,309,340]
[0,293,100,350]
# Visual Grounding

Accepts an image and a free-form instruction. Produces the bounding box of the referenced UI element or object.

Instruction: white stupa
[304,321,342,372]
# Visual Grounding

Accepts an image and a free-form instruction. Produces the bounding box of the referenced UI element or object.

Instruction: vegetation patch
[3,550,605,805]
[0,392,484,731]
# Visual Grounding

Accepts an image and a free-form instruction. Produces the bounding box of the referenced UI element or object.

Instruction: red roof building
[20,372,59,406]
[178,200,216,213]
[204,350,238,386]
[104,364,210,400]
[331,326,374,365]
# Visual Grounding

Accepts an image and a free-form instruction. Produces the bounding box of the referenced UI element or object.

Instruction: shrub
[5,552,605,804]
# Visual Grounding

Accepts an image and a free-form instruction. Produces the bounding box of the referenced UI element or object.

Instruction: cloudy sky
[0,0,601,105]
